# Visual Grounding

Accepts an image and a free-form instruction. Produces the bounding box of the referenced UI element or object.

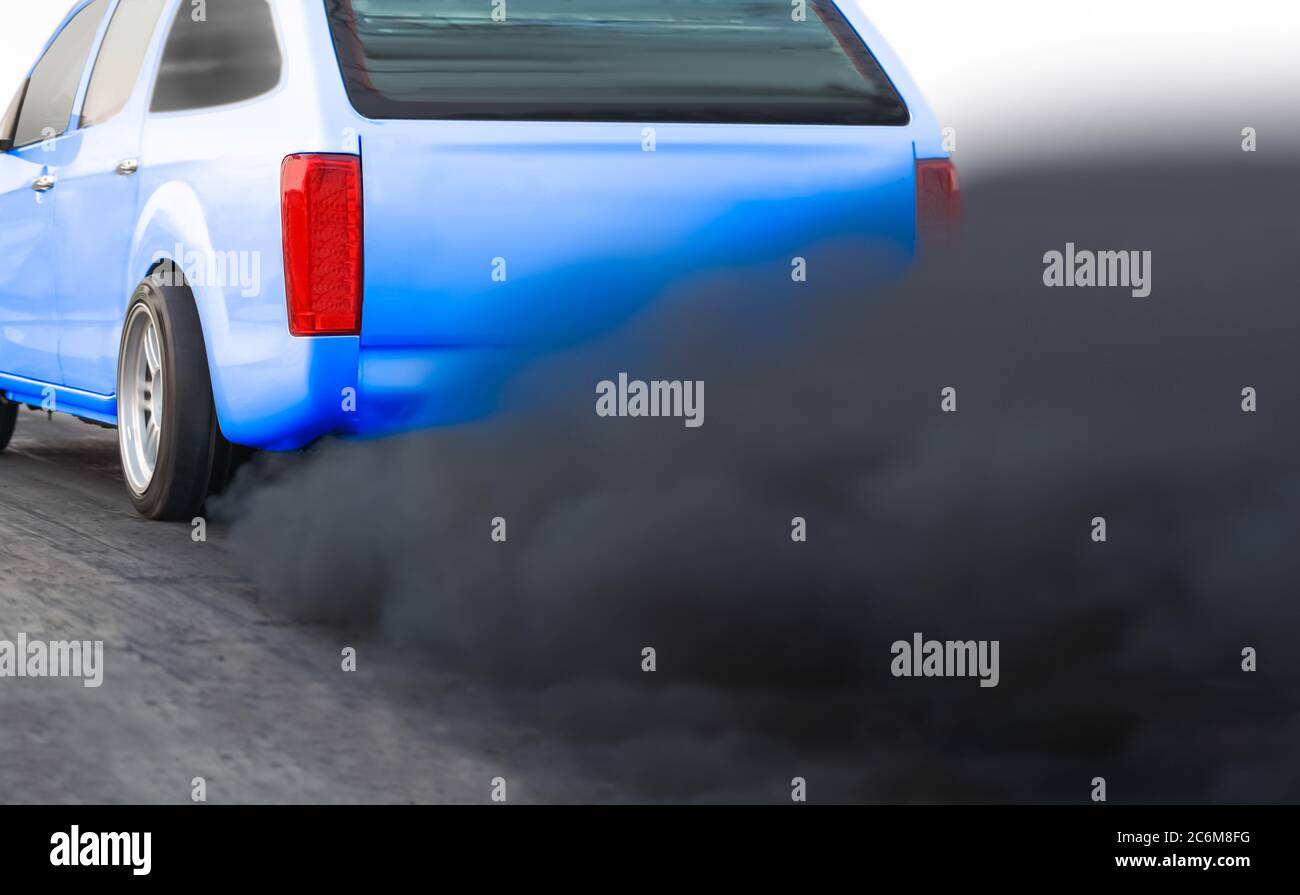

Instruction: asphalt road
[0,409,598,804]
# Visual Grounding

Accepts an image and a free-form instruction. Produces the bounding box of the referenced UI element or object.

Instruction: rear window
[325,0,910,126]
[151,0,282,113]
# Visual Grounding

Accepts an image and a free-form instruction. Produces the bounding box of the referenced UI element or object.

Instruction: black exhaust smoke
[222,158,1300,802]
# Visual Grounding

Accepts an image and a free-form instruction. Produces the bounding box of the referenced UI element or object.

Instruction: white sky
[0,1,75,97]
[2,0,1297,173]
[862,0,1300,171]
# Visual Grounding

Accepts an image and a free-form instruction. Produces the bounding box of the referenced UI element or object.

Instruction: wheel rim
[119,304,165,496]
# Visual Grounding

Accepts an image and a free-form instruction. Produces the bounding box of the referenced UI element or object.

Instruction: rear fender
[130,183,358,449]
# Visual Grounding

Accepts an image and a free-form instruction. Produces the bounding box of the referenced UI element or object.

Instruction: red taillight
[916,158,961,248]
[281,153,363,336]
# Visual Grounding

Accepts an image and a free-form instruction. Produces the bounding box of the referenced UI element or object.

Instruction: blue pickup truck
[0,0,956,518]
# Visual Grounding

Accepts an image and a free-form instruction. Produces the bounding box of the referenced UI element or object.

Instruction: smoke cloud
[221,159,1300,803]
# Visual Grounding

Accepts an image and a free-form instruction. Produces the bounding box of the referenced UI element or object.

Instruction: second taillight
[281,153,363,336]
[916,158,961,248]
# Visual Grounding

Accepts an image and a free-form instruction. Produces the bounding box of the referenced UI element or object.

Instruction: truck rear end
[298,0,956,436]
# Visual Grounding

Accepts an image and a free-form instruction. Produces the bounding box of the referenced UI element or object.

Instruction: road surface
[0,410,598,804]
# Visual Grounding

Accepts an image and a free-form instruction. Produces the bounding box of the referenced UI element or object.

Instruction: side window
[0,81,27,149]
[151,0,282,113]
[81,0,168,128]
[12,0,109,148]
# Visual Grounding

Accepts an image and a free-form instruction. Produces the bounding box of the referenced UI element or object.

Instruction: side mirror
[0,138,13,154]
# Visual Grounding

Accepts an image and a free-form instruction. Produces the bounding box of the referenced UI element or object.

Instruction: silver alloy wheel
[119,303,165,497]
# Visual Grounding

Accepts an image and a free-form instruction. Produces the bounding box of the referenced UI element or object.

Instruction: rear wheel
[117,274,238,520]
[0,400,16,452]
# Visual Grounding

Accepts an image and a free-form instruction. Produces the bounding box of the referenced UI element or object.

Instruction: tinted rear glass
[151,0,282,113]
[325,0,910,125]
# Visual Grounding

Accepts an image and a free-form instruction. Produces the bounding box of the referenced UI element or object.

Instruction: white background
[1,1,1297,173]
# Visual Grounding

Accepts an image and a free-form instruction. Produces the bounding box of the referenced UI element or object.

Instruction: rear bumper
[214,338,512,450]
[218,249,926,450]
[215,204,925,451]
[352,345,515,437]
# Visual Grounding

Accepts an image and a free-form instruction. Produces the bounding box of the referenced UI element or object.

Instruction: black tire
[116,272,237,521]
[208,440,255,498]
[0,399,16,453]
